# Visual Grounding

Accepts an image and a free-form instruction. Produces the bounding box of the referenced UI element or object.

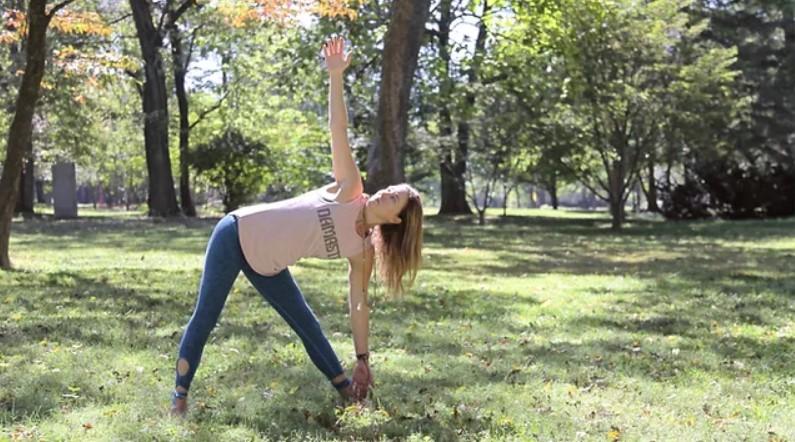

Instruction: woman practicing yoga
[170,36,423,416]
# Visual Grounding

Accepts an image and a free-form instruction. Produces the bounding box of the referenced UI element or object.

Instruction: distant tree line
[0,0,793,267]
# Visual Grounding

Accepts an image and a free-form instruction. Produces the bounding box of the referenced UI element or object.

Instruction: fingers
[353,383,368,401]
[349,362,371,401]
[351,376,370,400]
[322,35,347,56]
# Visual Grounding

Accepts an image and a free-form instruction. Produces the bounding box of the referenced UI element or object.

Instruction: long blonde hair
[371,187,423,295]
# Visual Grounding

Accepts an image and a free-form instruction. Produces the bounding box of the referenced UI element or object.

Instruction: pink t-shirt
[231,184,370,276]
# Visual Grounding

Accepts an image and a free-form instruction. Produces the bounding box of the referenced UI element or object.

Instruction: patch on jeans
[177,358,189,376]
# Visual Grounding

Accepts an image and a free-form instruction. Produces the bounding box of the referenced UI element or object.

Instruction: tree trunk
[436,0,471,214]
[440,159,471,213]
[130,0,180,217]
[0,0,51,269]
[644,156,659,212]
[169,23,196,217]
[502,183,511,216]
[609,197,623,230]
[15,140,34,217]
[609,163,624,230]
[547,173,559,210]
[366,0,432,193]
[451,0,490,211]
[7,1,33,220]
[125,179,131,211]
[633,180,642,213]
[35,179,45,203]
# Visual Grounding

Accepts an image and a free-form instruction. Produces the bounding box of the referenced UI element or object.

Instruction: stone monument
[52,162,78,219]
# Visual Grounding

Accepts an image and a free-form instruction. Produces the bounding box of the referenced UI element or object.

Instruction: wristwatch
[356,352,369,362]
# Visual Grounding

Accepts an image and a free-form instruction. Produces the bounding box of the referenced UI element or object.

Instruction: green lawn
[1,208,793,441]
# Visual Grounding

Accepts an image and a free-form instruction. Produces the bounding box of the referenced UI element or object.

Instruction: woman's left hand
[322,35,352,75]
[351,359,372,400]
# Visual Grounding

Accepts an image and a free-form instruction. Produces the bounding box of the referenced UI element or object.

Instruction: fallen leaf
[607,426,621,441]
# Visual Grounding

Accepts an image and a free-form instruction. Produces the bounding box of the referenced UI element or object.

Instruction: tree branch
[425,27,440,39]
[352,50,381,79]
[481,72,508,85]
[171,0,196,24]
[189,90,230,130]
[108,12,133,26]
[125,69,143,96]
[560,158,609,201]
[157,0,175,38]
[47,0,76,18]
[185,24,203,67]
[124,68,141,81]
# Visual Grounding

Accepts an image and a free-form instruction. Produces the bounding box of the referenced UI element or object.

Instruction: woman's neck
[355,205,374,238]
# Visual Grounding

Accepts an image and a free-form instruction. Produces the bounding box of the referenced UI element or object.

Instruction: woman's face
[367,184,411,224]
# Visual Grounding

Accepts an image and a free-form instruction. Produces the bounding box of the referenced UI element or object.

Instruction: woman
[170,36,423,416]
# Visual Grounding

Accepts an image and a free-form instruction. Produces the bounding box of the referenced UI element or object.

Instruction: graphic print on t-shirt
[316,207,341,258]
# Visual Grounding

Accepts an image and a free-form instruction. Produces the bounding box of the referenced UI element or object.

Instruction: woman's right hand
[322,35,352,75]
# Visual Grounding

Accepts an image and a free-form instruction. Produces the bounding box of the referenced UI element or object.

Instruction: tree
[365,0,432,192]
[2,2,28,215]
[465,80,526,224]
[128,0,356,216]
[424,0,470,214]
[0,0,77,269]
[698,0,795,169]
[536,0,740,229]
[166,9,206,216]
[33,7,122,207]
[128,0,193,217]
[660,0,795,219]
[191,129,272,212]
[1,0,110,217]
[490,2,584,212]
[655,40,748,219]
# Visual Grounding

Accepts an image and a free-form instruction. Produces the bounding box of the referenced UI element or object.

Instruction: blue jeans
[175,214,347,393]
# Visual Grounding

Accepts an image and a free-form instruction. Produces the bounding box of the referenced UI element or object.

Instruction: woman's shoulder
[321,182,367,204]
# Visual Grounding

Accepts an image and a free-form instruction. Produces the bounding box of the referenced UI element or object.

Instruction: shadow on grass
[1,212,794,437]
[0,269,198,351]
[10,216,219,255]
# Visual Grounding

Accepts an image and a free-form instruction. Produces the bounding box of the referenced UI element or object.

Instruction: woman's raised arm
[323,36,362,201]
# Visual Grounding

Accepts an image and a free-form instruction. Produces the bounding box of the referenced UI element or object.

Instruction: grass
[1,207,794,441]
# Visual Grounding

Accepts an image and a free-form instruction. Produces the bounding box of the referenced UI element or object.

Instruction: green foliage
[496,0,744,226]
[0,0,148,206]
[191,129,272,212]
[696,0,795,164]
[654,1,795,219]
[38,56,148,206]
[187,25,333,197]
[466,82,529,213]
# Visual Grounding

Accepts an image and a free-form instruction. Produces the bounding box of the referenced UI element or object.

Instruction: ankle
[170,389,189,417]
